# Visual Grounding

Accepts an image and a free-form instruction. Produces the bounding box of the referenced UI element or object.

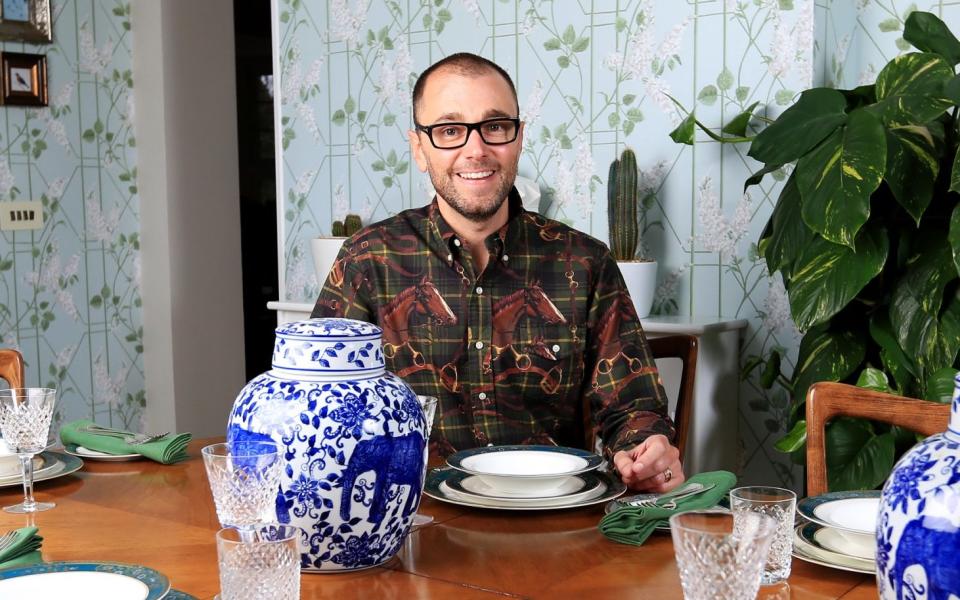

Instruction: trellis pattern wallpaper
[0,1,141,430]
[276,0,960,486]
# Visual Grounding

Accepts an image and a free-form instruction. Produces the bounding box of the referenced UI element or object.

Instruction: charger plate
[792,523,875,574]
[0,561,170,599]
[450,472,603,504]
[425,467,625,510]
[0,451,83,488]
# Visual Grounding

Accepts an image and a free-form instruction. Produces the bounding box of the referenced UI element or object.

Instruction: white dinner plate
[458,472,589,499]
[451,472,603,504]
[0,451,83,488]
[64,443,142,462]
[446,445,604,495]
[797,490,880,535]
[813,522,876,560]
[792,523,875,574]
[425,467,625,510]
[0,452,62,485]
[0,562,170,599]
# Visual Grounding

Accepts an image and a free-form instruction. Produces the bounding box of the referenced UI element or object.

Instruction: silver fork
[0,530,20,554]
[621,482,714,509]
[126,432,170,445]
[78,426,169,444]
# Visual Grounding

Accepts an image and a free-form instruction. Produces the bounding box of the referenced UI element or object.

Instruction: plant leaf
[774,420,806,453]
[903,11,960,65]
[924,367,958,403]
[787,222,888,331]
[744,162,785,191]
[870,311,918,395]
[669,111,696,145]
[748,88,847,165]
[855,367,892,392]
[827,429,895,491]
[872,52,954,124]
[721,101,760,136]
[759,175,815,280]
[796,109,886,247]
[885,126,939,224]
[950,204,960,276]
[890,238,957,376]
[792,327,866,405]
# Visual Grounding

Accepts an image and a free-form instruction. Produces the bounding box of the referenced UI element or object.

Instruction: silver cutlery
[0,530,19,554]
[617,482,715,510]
[78,425,170,445]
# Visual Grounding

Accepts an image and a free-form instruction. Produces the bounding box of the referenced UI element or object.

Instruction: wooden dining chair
[584,334,698,459]
[0,348,25,390]
[805,381,950,497]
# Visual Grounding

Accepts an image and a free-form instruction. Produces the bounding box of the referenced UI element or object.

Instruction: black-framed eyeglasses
[415,117,520,149]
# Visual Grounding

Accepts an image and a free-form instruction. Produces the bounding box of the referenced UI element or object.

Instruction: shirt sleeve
[310,239,375,322]
[582,251,676,458]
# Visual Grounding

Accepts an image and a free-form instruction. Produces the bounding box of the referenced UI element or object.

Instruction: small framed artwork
[1,52,47,106]
[0,0,52,43]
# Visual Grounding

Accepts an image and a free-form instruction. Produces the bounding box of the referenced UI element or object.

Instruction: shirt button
[453,238,461,247]
[502,255,509,262]
[478,392,487,400]
[475,286,483,295]
[446,254,453,262]
[552,344,561,353]
[475,341,484,350]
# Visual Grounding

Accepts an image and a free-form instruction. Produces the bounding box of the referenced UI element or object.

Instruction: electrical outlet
[0,201,43,231]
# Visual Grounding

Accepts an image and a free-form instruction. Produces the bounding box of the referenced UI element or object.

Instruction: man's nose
[461,127,490,157]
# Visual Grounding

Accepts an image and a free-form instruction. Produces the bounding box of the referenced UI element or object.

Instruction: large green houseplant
[672,11,960,491]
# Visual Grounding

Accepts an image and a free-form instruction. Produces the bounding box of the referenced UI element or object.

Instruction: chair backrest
[583,334,698,459]
[0,349,25,390]
[805,381,950,497]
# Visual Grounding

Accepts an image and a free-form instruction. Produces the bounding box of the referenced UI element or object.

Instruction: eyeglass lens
[429,119,517,148]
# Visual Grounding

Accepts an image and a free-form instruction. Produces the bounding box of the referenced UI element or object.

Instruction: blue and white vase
[227,318,426,572]
[876,376,960,599]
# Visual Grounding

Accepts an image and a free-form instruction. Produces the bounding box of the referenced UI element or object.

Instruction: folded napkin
[60,420,191,464]
[0,527,42,569]
[599,470,737,546]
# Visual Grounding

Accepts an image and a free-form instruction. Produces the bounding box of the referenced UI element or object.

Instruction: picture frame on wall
[1,52,47,106]
[0,0,52,43]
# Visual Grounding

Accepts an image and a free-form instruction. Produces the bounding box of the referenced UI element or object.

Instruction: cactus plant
[343,214,362,236]
[331,220,345,237]
[607,148,639,261]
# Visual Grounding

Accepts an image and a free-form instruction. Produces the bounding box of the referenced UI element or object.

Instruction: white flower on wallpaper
[330,0,368,48]
[24,244,80,321]
[768,0,814,88]
[93,355,128,409]
[294,168,317,197]
[553,137,596,220]
[858,64,878,85]
[78,23,113,76]
[332,183,348,222]
[296,97,322,143]
[519,11,537,36]
[46,177,66,203]
[762,275,797,334]
[54,345,76,370]
[85,192,120,244]
[285,239,317,299]
[654,265,687,309]
[460,0,483,24]
[520,80,544,128]
[124,91,135,125]
[377,36,413,111]
[0,160,14,198]
[694,175,752,259]
[53,82,74,110]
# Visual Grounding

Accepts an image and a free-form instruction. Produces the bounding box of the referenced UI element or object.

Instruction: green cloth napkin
[0,527,42,569]
[599,470,737,546]
[59,420,191,464]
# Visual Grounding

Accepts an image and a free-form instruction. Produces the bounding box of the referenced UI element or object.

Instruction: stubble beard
[427,161,518,223]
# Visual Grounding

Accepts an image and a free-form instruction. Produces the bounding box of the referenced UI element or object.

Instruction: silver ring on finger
[663,467,673,483]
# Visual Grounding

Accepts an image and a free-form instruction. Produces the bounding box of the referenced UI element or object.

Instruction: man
[313,53,684,493]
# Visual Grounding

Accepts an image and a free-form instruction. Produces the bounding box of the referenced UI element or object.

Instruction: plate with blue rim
[796,490,880,535]
[449,470,604,503]
[0,561,170,599]
[792,523,875,574]
[425,467,625,510]
[0,451,83,488]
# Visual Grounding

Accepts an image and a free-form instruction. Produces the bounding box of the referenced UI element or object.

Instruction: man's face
[408,68,524,223]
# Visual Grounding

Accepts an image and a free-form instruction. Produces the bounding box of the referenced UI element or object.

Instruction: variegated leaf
[747,88,847,165]
[787,223,888,331]
[885,125,939,224]
[873,52,954,124]
[759,175,814,280]
[796,109,886,247]
[792,326,866,405]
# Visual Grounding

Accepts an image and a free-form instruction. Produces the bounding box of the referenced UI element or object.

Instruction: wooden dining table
[0,439,879,599]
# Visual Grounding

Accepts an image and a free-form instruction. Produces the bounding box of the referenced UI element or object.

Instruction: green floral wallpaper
[0,1,142,430]
[275,0,957,486]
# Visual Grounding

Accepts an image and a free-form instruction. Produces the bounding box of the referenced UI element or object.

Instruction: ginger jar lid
[272,318,385,376]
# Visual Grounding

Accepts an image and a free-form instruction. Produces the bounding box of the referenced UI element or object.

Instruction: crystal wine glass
[411,395,438,528]
[202,440,282,537]
[0,388,57,513]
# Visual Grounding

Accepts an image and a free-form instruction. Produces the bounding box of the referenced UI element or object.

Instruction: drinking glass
[0,388,57,513]
[202,441,282,531]
[729,486,797,584]
[411,395,438,528]
[216,523,300,600]
[670,510,777,600]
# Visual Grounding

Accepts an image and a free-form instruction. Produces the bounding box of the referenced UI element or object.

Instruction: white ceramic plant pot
[618,260,658,318]
[310,237,346,287]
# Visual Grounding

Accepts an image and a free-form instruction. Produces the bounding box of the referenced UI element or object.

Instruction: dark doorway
[234,0,277,378]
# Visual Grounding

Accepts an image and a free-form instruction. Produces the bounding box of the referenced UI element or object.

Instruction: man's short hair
[411,52,518,123]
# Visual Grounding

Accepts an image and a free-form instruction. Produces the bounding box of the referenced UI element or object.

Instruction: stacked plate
[424,445,626,510]
[793,490,879,574]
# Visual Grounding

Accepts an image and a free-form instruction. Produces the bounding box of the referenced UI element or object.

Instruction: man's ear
[408,130,428,173]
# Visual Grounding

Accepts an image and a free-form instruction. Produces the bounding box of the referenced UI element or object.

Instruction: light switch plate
[0,201,43,231]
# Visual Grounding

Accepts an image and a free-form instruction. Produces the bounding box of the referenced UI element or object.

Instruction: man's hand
[612,434,685,492]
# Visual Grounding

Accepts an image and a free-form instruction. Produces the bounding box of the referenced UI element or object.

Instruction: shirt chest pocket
[491,323,585,396]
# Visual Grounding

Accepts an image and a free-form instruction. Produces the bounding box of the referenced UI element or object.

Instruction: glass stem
[19,453,36,512]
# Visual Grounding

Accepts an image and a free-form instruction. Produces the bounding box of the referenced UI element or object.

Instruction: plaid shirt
[312,189,674,458]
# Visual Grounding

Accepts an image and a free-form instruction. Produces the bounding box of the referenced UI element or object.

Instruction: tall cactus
[607,148,639,261]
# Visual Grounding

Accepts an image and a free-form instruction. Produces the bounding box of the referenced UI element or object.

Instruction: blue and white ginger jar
[876,375,960,599]
[227,318,426,572]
